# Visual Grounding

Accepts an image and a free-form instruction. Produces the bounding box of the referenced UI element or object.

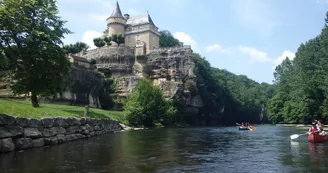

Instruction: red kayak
[308,134,328,143]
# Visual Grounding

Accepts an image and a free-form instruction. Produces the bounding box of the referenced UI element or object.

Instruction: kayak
[308,134,328,143]
[239,126,256,131]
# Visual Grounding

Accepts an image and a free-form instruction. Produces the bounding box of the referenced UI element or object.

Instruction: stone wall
[0,114,123,153]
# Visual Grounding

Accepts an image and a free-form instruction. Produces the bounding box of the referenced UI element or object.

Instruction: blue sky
[57,0,328,84]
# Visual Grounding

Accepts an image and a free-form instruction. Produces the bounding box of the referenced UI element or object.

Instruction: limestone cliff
[0,45,203,112]
[79,45,203,111]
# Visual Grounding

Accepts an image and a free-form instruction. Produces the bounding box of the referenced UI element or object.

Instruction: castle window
[136,35,140,41]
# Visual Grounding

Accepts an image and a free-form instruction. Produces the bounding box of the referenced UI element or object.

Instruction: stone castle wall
[0,114,123,153]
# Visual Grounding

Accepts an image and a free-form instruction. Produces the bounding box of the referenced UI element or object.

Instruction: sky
[57,0,328,84]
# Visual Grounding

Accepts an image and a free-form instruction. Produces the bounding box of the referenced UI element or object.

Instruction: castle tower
[105,1,126,36]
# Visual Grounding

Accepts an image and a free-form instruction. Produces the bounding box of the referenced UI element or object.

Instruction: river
[0,125,327,173]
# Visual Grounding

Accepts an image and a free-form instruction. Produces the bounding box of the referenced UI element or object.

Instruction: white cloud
[238,46,271,64]
[231,0,280,38]
[173,32,198,51]
[272,50,295,69]
[206,44,231,54]
[82,31,102,49]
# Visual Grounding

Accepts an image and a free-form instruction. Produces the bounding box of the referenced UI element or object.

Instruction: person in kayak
[317,120,325,136]
[308,122,319,135]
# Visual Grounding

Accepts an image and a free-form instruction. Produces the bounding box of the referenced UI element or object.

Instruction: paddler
[308,122,319,135]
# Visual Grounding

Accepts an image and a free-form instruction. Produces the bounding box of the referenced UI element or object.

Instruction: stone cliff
[0,45,203,113]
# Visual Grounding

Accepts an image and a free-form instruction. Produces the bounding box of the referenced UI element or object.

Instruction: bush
[123,78,176,127]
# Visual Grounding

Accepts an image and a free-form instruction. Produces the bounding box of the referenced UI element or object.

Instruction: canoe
[307,134,328,143]
[239,126,256,131]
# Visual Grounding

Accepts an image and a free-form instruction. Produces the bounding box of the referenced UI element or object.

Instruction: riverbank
[0,114,129,153]
[0,99,146,153]
[0,99,127,124]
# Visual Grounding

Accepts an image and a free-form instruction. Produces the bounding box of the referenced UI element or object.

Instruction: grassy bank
[0,99,127,124]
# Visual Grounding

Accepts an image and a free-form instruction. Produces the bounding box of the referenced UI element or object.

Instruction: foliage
[111,34,125,46]
[0,99,127,124]
[63,42,89,54]
[159,30,183,48]
[123,78,177,127]
[104,36,112,46]
[93,37,106,48]
[99,73,117,110]
[190,53,272,125]
[266,12,328,124]
[0,50,9,70]
[89,58,97,65]
[0,0,71,107]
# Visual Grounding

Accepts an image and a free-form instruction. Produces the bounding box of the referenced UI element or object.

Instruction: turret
[106,1,126,36]
[124,14,130,20]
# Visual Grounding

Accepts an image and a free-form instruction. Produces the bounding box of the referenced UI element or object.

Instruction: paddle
[290,131,318,140]
[290,133,307,140]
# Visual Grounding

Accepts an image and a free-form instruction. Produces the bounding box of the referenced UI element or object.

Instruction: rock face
[0,45,204,112]
[0,114,123,153]
[77,45,204,112]
[50,67,104,108]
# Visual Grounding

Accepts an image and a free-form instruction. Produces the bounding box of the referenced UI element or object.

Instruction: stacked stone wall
[0,114,123,153]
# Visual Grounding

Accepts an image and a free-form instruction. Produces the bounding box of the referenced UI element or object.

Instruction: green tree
[266,12,328,124]
[0,0,71,107]
[0,51,9,70]
[104,36,112,46]
[111,34,124,46]
[124,78,176,127]
[93,37,106,48]
[159,30,183,48]
[63,42,89,54]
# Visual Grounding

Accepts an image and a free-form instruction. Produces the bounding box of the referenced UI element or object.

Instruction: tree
[93,37,106,48]
[111,34,124,46]
[63,42,89,54]
[265,11,328,124]
[0,0,71,107]
[124,78,176,127]
[159,30,183,48]
[0,50,9,70]
[104,36,112,46]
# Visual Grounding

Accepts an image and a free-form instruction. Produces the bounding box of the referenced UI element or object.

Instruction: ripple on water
[0,126,327,173]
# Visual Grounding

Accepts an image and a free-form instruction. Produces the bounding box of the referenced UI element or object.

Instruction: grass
[0,99,127,124]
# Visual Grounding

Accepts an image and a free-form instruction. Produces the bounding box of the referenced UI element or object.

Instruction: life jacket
[310,126,317,132]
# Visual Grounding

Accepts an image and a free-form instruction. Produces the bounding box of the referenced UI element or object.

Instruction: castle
[0,1,203,111]
[74,1,199,101]
[103,1,160,54]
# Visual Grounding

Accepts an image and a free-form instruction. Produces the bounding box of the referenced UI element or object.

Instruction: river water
[0,125,328,173]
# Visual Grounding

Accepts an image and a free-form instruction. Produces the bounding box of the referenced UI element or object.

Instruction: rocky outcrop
[0,45,204,112]
[0,114,123,153]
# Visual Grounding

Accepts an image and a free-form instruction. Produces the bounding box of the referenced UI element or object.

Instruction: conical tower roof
[110,1,124,18]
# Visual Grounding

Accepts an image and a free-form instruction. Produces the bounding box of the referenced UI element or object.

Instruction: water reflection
[1,126,328,172]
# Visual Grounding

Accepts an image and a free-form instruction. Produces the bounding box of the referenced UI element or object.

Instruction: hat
[312,122,316,125]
